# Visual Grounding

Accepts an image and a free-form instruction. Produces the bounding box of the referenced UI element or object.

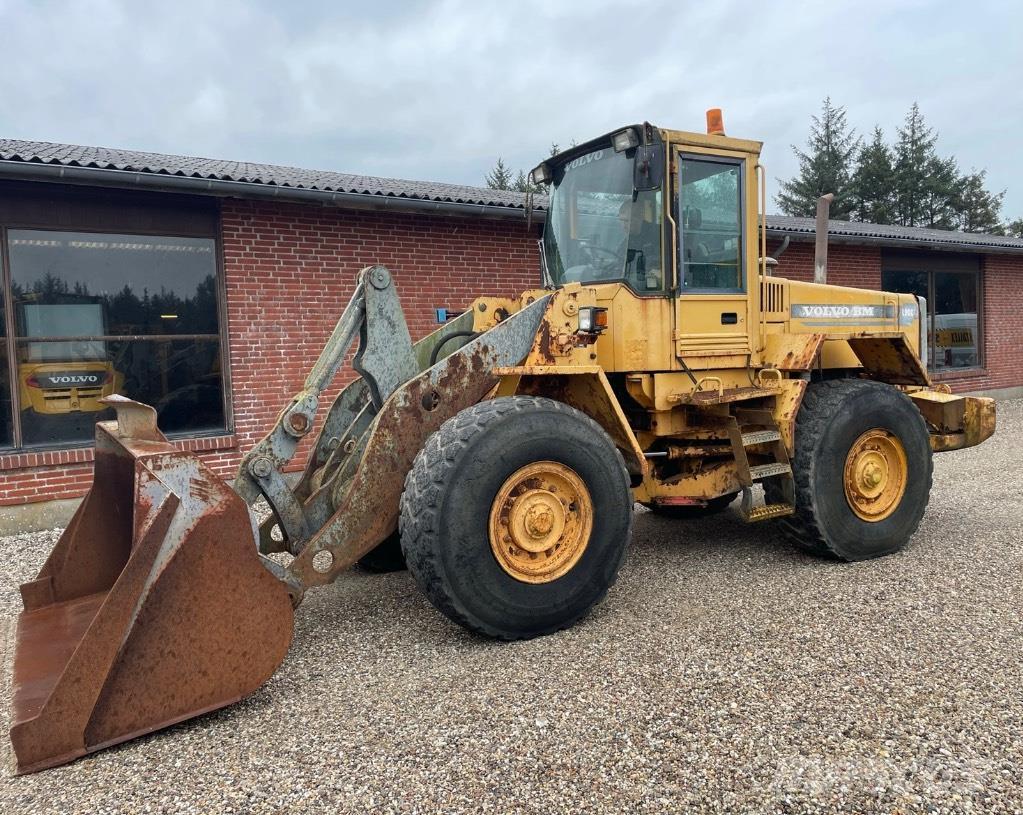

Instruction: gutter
[0,159,549,223]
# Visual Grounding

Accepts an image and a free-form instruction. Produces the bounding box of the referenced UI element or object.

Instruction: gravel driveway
[1,400,1020,814]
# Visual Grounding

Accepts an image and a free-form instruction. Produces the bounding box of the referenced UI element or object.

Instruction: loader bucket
[9,396,294,774]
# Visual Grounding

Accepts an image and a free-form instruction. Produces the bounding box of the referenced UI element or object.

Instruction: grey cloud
[2,0,1020,216]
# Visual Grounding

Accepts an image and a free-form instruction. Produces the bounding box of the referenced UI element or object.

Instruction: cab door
[673,152,753,363]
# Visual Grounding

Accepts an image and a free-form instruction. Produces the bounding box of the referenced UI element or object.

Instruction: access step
[741,429,781,446]
[742,503,795,522]
[748,462,792,480]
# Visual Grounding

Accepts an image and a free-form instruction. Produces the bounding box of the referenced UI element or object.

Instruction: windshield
[542,147,663,292]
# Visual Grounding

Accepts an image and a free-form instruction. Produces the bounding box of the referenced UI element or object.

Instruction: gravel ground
[0,400,1020,814]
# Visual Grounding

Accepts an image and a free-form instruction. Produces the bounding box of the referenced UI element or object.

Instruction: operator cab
[533,118,763,365]
[533,121,750,299]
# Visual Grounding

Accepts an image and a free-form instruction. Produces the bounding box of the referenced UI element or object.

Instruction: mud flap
[9,397,294,774]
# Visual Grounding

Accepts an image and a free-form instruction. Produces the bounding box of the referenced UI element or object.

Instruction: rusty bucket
[9,397,294,774]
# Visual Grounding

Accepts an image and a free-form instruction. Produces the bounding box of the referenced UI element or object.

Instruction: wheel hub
[509,490,565,552]
[843,429,908,521]
[489,461,593,583]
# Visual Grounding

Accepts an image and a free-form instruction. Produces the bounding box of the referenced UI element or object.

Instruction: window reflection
[881,269,980,371]
[6,230,225,447]
[680,158,743,290]
[933,272,979,370]
[543,147,664,292]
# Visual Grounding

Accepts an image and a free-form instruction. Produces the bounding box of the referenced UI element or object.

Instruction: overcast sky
[2,0,1021,218]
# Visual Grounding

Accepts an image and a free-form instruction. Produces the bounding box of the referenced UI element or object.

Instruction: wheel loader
[9,112,996,773]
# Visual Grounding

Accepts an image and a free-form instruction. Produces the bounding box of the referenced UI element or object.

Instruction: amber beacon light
[706,108,725,135]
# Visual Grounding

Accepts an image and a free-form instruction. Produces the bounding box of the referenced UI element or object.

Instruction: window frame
[0,214,232,452]
[676,153,747,295]
[881,266,984,374]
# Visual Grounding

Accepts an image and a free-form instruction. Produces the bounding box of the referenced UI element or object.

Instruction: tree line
[484,103,1022,238]
[485,143,572,195]
[13,272,220,335]
[777,98,1021,237]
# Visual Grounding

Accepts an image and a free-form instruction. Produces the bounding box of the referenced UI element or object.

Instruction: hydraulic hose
[430,331,480,367]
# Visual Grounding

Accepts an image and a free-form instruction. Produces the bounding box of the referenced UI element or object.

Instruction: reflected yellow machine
[16,297,122,416]
[9,112,996,774]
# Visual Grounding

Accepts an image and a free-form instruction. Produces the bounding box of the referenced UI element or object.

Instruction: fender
[492,365,647,478]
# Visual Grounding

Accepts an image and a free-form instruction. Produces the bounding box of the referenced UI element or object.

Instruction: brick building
[0,139,1020,516]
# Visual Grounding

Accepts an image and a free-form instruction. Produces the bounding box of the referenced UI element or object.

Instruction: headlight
[577,307,608,334]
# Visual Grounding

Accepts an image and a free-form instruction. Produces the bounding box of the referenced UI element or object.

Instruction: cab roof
[546,122,763,170]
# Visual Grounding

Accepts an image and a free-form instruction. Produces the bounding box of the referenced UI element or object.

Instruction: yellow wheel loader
[9,114,996,773]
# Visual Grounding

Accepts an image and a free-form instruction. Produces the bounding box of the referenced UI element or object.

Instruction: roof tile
[0,138,534,210]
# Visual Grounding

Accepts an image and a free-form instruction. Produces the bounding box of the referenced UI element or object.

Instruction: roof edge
[765,222,1023,256]
[0,159,548,223]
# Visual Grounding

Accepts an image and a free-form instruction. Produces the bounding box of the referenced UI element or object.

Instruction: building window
[881,267,981,372]
[2,229,225,448]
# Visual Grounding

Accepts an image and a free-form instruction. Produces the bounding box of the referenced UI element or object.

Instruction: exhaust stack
[814,193,834,284]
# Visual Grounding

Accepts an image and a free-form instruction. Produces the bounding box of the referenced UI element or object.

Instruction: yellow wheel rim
[488,461,593,584]
[843,429,908,522]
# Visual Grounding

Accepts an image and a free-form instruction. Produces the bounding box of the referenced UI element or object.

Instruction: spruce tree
[921,154,960,229]
[954,170,1005,233]
[892,103,950,227]
[512,169,542,195]
[851,127,895,223]
[775,97,859,219]
[485,157,514,191]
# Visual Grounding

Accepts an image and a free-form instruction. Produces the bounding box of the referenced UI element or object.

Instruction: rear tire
[643,492,739,519]
[400,396,633,640]
[768,379,933,560]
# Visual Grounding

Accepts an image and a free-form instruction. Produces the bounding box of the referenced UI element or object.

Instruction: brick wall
[0,199,541,506]
[219,199,541,478]
[1,206,1019,507]
[771,240,883,290]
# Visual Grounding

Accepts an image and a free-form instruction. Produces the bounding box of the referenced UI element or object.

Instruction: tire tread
[399,396,632,640]
[773,379,933,559]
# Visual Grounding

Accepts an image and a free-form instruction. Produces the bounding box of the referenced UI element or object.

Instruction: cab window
[678,157,743,291]
[543,146,664,293]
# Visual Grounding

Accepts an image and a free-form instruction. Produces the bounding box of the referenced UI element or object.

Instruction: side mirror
[633,143,664,191]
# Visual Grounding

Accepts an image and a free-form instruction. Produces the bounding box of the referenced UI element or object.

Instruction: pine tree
[851,127,895,223]
[1004,217,1023,239]
[953,169,1005,233]
[485,157,514,191]
[775,97,860,219]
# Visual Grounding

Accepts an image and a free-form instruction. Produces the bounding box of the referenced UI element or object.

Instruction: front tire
[770,379,933,560]
[399,396,633,640]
